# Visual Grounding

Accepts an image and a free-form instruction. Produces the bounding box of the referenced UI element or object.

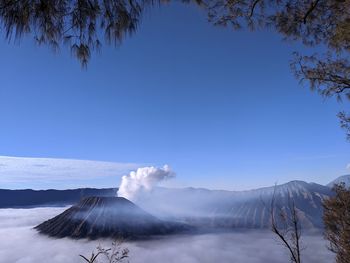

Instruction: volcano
[35,196,190,239]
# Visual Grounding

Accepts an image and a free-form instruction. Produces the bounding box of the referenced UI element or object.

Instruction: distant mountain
[137,181,333,229]
[327,174,350,188]
[35,196,191,239]
[0,188,116,208]
[1,178,339,230]
[217,181,332,229]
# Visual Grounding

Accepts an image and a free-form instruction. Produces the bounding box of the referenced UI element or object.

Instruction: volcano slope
[35,196,190,240]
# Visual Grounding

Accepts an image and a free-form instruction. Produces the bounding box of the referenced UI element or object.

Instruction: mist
[0,207,334,263]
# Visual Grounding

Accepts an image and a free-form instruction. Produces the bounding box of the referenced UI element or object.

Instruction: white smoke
[117,165,175,201]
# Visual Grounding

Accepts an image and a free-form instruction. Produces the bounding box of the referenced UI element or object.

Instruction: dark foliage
[206,0,350,139]
[0,0,349,137]
[323,183,350,263]
[80,241,129,263]
[0,0,146,67]
[270,187,302,263]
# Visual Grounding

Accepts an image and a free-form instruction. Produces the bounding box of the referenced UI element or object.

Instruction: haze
[0,207,334,263]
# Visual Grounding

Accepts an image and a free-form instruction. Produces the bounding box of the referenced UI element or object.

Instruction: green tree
[0,0,145,67]
[323,183,350,263]
[1,0,349,137]
[207,0,350,139]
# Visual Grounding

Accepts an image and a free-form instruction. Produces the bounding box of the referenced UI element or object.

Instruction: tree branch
[303,0,321,24]
[249,0,262,18]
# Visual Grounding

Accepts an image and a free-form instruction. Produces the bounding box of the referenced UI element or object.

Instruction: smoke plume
[117,165,175,201]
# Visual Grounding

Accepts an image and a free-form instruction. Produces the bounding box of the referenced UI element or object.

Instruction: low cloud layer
[0,207,334,263]
[0,156,140,189]
[117,165,175,201]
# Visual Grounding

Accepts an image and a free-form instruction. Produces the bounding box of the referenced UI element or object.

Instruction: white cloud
[117,165,175,201]
[0,208,334,263]
[0,156,140,186]
[347,163,350,170]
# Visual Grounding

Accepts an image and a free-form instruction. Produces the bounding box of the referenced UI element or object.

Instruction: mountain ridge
[2,177,348,230]
[0,188,117,208]
[136,180,332,229]
[327,174,350,188]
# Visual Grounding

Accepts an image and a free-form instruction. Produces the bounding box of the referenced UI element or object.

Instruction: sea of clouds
[0,207,334,263]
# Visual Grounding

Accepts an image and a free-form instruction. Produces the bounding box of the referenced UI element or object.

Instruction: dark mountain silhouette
[35,196,191,240]
[0,188,116,208]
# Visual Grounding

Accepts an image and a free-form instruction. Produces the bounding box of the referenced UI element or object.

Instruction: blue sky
[0,3,349,190]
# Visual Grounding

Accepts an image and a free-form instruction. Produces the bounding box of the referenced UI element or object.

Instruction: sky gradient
[0,3,349,190]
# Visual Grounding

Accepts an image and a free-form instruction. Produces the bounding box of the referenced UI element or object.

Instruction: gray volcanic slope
[35,197,190,240]
[138,181,333,229]
[209,181,333,229]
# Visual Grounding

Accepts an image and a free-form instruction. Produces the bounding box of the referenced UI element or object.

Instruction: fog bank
[0,208,334,263]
